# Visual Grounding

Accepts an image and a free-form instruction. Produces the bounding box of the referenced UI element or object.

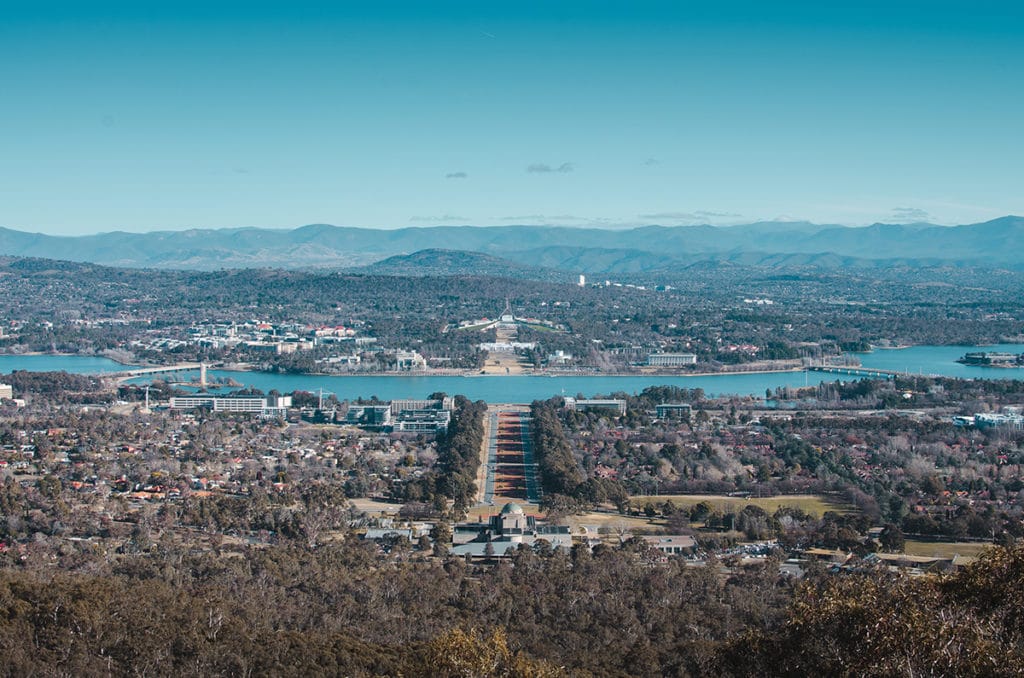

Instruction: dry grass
[349,497,404,515]
[628,493,850,517]
[567,512,663,533]
[480,352,529,374]
[903,539,992,559]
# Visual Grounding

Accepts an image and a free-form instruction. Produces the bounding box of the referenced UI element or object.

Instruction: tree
[717,543,1024,677]
[431,521,452,557]
[413,628,564,677]
[879,523,905,552]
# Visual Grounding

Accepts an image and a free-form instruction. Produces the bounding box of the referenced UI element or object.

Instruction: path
[479,324,530,375]
[479,405,541,506]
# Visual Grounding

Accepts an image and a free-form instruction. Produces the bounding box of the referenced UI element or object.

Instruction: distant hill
[501,246,683,274]
[351,249,566,281]
[0,216,1021,274]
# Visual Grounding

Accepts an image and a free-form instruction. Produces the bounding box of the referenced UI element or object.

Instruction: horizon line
[2,214,1022,238]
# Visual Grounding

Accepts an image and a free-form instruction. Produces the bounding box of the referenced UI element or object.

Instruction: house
[799,547,852,565]
[640,534,697,556]
[863,552,968,575]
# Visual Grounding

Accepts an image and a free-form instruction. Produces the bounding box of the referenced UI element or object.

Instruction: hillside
[0,216,1021,273]
[351,249,566,281]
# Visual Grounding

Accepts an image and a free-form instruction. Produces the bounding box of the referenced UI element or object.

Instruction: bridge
[109,362,219,382]
[806,365,902,379]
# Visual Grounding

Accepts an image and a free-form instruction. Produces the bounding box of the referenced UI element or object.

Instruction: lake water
[2,344,1022,402]
[856,344,1024,378]
[0,354,131,374]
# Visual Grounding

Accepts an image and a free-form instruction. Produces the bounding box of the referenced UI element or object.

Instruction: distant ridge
[0,216,1021,273]
[351,248,566,281]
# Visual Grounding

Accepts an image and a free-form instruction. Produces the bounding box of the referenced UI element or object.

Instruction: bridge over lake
[108,362,223,383]
[806,365,904,379]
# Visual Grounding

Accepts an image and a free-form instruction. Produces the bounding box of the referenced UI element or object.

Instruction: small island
[958,351,1024,367]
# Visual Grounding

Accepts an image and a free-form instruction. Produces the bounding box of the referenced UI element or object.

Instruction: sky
[1,1,1022,235]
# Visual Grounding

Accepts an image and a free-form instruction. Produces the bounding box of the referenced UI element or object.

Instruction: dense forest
[1,536,1022,676]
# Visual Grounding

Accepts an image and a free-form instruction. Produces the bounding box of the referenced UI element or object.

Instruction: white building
[451,503,572,558]
[640,535,697,555]
[546,350,573,365]
[563,398,627,415]
[647,353,697,367]
[395,350,427,371]
[0,383,12,400]
[974,413,1024,430]
[389,397,453,415]
[169,395,291,416]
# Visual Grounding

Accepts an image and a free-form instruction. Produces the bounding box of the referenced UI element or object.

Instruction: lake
[1,344,1022,402]
[0,354,131,374]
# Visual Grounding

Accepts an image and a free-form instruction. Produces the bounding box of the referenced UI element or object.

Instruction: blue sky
[2,1,1022,234]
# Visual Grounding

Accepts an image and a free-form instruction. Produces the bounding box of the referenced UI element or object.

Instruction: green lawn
[454,322,494,331]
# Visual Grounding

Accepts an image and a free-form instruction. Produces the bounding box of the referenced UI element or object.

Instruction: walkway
[480,406,541,505]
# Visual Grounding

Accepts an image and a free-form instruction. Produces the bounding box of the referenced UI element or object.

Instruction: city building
[169,395,291,417]
[392,409,451,433]
[0,383,12,400]
[974,412,1024,430]
[563,398,627,415]
[656,403,692,418]
[477,342,536,351]
[345,405,392,427]
[389,397,454,414]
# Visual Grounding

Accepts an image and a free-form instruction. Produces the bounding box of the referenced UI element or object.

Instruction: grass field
[903,539,992,559]
[628,493,851,517]
[349,497,404,515]
[567,512,664,532]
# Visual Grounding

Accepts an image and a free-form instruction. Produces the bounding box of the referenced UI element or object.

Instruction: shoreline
[9,345,1024,382]
[0,354,806,381]
[211,364,807,379]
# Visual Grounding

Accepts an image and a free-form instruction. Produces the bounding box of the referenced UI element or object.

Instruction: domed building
[493,502,530,542]
[450,502,572,558]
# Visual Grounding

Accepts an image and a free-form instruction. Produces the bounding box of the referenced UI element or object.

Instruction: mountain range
[0,216,1021,276]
